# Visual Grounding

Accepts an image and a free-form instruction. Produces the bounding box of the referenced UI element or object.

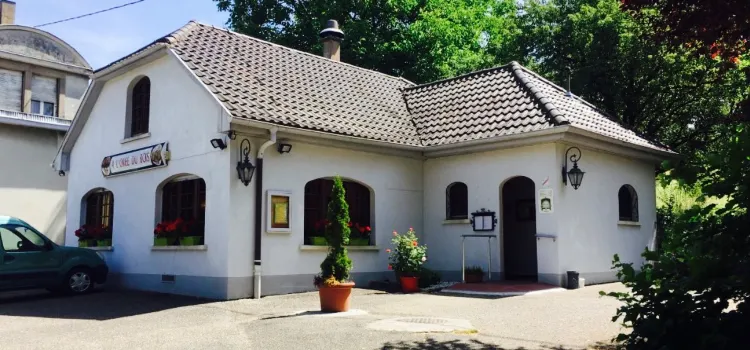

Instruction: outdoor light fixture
[210,138,227,150]
[562,146,585,190]
[236,138,256,186]
[58,170,66,177]
[227,130,237,140]
[277,143,292,154]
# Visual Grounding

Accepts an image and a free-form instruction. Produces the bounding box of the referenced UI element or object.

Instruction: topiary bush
[314,176,352,286]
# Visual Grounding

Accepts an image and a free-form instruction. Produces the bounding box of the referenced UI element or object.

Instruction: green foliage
[464,265,484,274]
[604,125,750,349]
[388,228,427,277]
[317,176,352,284]
[417,268,441,288]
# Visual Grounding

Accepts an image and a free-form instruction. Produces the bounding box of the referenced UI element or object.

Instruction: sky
[14,0,229,69]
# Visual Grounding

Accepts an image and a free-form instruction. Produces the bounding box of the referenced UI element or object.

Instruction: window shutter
[0,69,23,112]
[31,75,57,105]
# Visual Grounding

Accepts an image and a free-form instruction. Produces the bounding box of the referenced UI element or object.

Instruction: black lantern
[236,139,255,186]
[562,147,585,190]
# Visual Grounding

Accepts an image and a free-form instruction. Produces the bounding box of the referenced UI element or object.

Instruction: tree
[515,0,747,154]
[319,176,352,283]
[214,0,521,83]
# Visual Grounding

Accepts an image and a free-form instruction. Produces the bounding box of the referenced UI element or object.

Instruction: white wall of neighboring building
[225,139,423,296]
[555,144,657,284]
[422,143,562,283]
[0,124,67,244]
[65,54,232,298]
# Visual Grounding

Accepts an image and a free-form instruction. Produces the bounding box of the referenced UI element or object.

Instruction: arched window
[81,189,114,246]
[446,182,468,219]
[304,178,372,245]
[618,185,639,222]
[157,175,206,246]
[129,77,150,137]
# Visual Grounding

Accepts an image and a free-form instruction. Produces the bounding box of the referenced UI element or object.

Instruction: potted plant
[96,225,112,247]
[388,227,427,293]
[177,219,202,246]
[75,225,94,247]
[464,265,484,283]
[349,222,371,246]
[314,176,354,312]
[310,219,328,246]
[154,219,178,246]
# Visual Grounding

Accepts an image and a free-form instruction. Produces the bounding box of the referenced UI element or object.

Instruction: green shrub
[387,228,427,277]
[464,265,484,274]
[314,176,352,287]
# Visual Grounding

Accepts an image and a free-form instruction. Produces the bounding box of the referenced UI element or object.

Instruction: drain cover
[399,318,448,325]
[367,317,475,333]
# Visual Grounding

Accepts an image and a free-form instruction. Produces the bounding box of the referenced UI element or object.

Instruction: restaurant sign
[101,142,170,177]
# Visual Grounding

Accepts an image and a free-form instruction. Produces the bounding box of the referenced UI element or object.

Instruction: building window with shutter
[129,76,151,137]
[31,75,58,117]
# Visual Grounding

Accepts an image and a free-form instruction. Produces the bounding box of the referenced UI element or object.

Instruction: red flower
[365,226,371,232]
[412,241,418,247]
[386,249,391,253]
[388,265,393,270]
[392,231,398,236]
[358,226,366,234]
[730,56,741,64]
[347,222,353,227]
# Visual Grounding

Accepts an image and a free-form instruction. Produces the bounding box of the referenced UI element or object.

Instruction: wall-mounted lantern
[236,138,256,186]
[470,208,497,231]
[562,147,585,190]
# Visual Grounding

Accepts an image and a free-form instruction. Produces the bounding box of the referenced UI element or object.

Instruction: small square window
[43,102,55,117]
[31,100,41,114]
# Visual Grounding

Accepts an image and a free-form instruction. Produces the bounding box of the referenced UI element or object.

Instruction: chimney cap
[319,19,344,40]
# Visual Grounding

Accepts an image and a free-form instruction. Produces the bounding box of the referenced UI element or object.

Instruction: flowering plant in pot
[313,176,354,312]
[154,218,182,246]
[75,225,96,247]
[387,227,427,293]
[348,222,371,246]
[310,219,329,246]
[464,265,484,283]
[96,225,112,247]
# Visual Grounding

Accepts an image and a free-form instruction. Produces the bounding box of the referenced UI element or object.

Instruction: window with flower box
[76,189,114,247]
[304,178,372,246]
[154,176,206,246]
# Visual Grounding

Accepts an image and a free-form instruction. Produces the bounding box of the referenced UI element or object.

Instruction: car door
[0,223,62,290]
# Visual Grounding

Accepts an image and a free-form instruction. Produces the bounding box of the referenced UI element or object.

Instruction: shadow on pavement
[0,289,210,321]
[380,338,621,350]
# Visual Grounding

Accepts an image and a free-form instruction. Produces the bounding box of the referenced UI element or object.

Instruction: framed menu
[267,190,292,233]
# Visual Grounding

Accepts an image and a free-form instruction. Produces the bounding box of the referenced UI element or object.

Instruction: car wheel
[64,268,94,294]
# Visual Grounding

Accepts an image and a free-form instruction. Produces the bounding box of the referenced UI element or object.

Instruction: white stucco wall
[226,138,423,295]
[0,124,67,244]
[422,143,562,281]
[65,54,232,294]
[555,144,657,284]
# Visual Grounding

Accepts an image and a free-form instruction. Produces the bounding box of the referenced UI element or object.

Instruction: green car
[0,216,108,294]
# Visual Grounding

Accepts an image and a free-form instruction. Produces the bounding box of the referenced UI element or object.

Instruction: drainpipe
[253,127,277,299]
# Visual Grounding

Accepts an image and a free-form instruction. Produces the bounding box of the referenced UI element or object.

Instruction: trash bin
[567,271,580,289]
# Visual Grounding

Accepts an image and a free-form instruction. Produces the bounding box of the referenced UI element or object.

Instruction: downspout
[253,127,277,299]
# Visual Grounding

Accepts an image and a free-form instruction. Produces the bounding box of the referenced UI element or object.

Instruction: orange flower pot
[318,282,355,312]
[399,276,420,293]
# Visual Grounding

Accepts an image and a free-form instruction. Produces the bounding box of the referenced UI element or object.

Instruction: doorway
[501,176,538,280]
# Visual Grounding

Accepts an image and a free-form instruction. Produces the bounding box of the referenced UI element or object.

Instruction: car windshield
[0,223,46,252]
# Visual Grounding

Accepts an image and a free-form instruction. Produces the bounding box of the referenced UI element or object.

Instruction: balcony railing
[0,109,71,131]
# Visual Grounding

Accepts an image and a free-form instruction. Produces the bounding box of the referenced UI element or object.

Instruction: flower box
[154,237,175,246]
[78,239,94,247]
[97,239,112,247]
[311,237,327,246]
[179,236,203,246]
[348,238,369,246]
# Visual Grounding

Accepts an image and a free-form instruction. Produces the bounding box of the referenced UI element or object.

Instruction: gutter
[253,127,277,299]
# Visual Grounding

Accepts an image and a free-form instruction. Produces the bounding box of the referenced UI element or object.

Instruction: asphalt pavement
[0,284,628,350]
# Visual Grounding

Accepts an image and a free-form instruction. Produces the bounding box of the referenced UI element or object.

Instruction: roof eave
[564,126,679,162]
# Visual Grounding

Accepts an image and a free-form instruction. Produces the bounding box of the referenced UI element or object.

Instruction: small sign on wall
[267,190,292,233]
[538,188,553,214]
[101,142,169,177]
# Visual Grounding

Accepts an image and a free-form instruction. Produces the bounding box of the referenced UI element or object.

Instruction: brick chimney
[319,19,344,61]
[0,1,15,25]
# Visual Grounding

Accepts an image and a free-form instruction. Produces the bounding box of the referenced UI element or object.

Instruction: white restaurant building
[54,21,674,299]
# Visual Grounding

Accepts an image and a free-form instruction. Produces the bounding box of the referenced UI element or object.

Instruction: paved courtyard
[0,283,628,350]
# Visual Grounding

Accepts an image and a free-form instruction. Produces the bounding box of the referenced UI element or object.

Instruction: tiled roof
[100,21,669,152]
[163,22,421,146]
